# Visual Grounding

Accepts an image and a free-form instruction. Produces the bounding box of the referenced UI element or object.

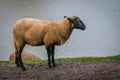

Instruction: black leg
[18,48,26,71]
[51,46,56,67]
[18,52,26,71]
[15,51,20,67]
[46,47,52,68]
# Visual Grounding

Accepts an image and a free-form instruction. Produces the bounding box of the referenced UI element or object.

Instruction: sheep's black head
[64,16,86,30]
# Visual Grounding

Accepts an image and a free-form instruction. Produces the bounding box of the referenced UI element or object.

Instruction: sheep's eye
[76,18,80,21]
[74,18,78,23]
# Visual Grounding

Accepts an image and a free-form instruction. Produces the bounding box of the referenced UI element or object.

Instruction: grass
[116,78,120,80]
[0,55,120,66]
[57,54,120,63]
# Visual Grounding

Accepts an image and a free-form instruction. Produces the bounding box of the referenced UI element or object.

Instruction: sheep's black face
[64,16,86,30]
[73,17,86,30]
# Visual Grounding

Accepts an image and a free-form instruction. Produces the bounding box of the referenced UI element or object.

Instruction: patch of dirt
[0,60,120,80]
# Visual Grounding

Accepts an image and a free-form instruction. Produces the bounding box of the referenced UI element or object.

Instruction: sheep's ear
[64,16,74,23]
[67,18,74,23]
[64,16,67,18]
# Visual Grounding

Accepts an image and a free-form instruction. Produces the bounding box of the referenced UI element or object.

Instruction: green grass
[115,77,120,80]
[0,54,120,66]
[56,57,109,63]
[56,54,120,63]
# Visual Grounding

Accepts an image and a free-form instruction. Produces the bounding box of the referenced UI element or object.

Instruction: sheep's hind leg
[18,45,26,71]
[51,46,56,67]
[15,51,20,67]
[14,41,20,67]
[46,47,52,68]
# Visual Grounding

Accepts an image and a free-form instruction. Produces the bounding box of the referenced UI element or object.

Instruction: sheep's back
[13,18,59,46]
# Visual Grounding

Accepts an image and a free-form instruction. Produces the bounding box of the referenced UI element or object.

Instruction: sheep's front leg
[51,46,56,67]
[46,47,52,68]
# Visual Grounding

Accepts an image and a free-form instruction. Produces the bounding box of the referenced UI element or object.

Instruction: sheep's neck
[57,19,74,45]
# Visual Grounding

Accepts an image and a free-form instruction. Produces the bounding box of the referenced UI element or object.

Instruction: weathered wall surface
[0,0,120,60]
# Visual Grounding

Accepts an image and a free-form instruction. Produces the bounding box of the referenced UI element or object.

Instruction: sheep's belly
[27,41,44,46]
[25,39,44,46]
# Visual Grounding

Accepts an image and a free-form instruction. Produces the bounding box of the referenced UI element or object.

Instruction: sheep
[13,16,86,71]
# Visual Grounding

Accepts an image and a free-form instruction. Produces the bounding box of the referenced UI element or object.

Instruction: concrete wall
[0,0,120,60]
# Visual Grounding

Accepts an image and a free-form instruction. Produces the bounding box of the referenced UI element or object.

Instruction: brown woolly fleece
[13,16,76,51]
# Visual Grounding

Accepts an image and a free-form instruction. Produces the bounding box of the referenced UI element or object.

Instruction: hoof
[16,65,20,67]
[53,63,57,67]
[22,68,26,71]
[49,65,52,69]
[48,64,53,69]
[21,66,26,71]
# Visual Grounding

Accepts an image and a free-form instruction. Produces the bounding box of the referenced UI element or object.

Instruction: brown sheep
[13,16,86,71]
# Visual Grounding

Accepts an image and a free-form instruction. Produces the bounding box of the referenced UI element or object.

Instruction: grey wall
[0,0,120,60]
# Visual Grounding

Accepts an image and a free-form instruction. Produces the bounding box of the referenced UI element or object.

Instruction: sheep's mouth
[80,24,86,31]
[75,23,86,31]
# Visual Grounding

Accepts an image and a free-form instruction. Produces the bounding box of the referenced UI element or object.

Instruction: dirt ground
[0,60,120,80]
